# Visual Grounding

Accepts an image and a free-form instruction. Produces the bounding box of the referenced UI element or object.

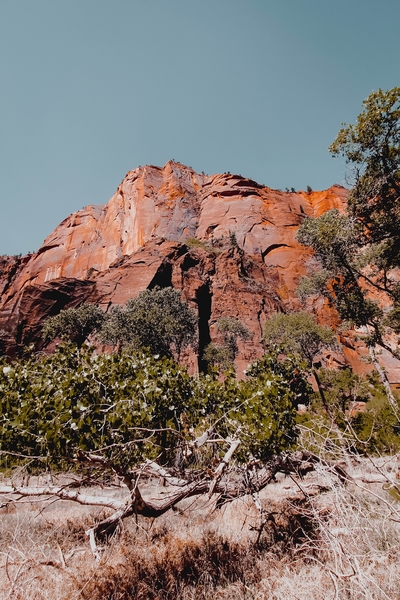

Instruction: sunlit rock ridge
[1,160,364,375]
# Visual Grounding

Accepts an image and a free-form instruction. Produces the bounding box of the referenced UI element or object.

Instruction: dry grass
[0,459,399,599]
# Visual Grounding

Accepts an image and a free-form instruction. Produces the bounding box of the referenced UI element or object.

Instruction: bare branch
[0,484,125,512]
[208,438,240,496]
[142,460,189,487]
[0,450,350,550]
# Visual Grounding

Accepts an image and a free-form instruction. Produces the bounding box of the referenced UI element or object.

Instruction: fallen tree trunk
[0,449,334,551]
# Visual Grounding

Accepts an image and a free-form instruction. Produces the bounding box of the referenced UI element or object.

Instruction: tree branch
[0,484,125,512]
[0,451,347,553]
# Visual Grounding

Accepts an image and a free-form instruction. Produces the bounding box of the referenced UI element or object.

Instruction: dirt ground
[1,456,399,599]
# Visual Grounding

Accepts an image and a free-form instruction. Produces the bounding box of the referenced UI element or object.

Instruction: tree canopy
[42,287,198,359]
[263,311,339,411]
[0,342,309,467]
[42,304,106,347]
[297,88,400,358]
[203,317,252,370]
[263,312,338,369]
[99,286,198,358]
[330,87,400,264]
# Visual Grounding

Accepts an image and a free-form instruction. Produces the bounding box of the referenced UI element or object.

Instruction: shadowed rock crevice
[148,261,173,289]
[196,285,212,373]
[13,279,96,351]
[262,244,290,262]
[257,298,266,343]
[180,253,200,273]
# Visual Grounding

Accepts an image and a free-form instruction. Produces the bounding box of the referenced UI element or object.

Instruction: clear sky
[1,0,399,255]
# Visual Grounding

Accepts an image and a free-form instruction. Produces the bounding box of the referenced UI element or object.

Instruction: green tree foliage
[202,343,233,370]
[263,312,338,369]
[245,351,312,408]
[0,343,309,468]
[298,369,400,455]
[330,87,400,262]
[203,317,252,370]
[42,304,106,347]
[297,88,400,356]
[315,367,371,413]
[99,287,197,359]
[263,312,338,410]
[351,401,400,454]
[296,209,381,331]
[350,370,400,454]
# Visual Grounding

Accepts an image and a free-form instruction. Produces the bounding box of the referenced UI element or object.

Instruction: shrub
[99,286,197,358]
[42,304,106,347]
[0,344,308,468]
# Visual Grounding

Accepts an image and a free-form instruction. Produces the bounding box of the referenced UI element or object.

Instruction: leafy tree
[315,367,371,414]
[295,88,400,419]
[263,312,338,409]
[42,304,106,347]
[329,87,400,266]
[296,209,380,332]
[263,312,338,369]
[0,342,197,465]
[297,88,400,361]
[203,317,252,369]
[299,368,400,456]
[99,287,197,359]
[202,343,233,370]
[245,350,312,409]
[351,392,400,455]
[0,342,317,541]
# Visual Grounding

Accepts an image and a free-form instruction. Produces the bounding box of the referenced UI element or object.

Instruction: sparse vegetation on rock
[203,316,252,369]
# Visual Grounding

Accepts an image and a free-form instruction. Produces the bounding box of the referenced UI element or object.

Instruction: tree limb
[0,451,346,550]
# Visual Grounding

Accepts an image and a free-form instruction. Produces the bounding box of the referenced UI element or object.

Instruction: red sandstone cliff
[3,160,397,379]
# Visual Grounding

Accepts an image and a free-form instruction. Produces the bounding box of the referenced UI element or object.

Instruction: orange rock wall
[3,160,392,378]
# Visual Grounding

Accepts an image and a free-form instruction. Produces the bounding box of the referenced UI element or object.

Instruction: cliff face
[4,162,347,287]
[1,160,381,375]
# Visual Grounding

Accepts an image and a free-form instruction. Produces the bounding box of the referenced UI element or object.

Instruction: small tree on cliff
[203,317,252,370]
[99,286,198,359]
[263,312,338,409]
[42,304,106,347]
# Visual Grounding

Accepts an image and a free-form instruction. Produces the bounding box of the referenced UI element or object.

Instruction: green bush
[203,317,252,369]
[99,286,197,358]
[0,344,309,468]
[42,304,105,347]
[297,369,400,456]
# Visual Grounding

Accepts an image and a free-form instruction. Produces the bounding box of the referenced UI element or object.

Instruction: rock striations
[2,160,386,376]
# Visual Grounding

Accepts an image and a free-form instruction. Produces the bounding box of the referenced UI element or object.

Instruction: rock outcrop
[3,160,398,380]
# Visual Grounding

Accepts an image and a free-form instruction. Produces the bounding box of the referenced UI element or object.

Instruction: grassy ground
[1,456,399,599]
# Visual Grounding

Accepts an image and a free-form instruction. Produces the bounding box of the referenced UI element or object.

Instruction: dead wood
[0,448,347,557]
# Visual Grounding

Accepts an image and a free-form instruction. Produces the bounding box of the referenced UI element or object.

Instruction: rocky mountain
[2,160,398,379]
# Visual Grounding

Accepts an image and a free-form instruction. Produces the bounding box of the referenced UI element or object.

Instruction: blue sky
[1,0,399,255]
